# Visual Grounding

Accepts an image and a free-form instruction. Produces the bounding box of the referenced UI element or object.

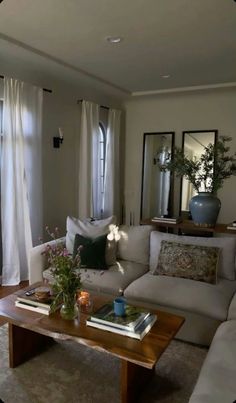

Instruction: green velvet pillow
[73,234,108,270]
[156,240,220,284]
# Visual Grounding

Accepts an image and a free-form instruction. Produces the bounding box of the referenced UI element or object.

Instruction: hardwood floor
[0,281,29,326]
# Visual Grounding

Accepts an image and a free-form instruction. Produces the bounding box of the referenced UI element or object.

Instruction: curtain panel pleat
[78,101,99,219]
[1,77,43,285]
[103,109,121,221]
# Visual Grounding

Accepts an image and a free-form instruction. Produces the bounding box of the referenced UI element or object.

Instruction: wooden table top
[0,283,184,370]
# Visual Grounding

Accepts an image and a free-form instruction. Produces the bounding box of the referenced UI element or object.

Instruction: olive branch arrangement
[161,136,236,193]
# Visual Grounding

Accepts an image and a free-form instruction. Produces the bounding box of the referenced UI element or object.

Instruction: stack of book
[15,289,54,315]
[152,216,182,224]
[86,303,157,340]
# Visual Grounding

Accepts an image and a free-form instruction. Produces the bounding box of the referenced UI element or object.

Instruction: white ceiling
[0,0,236,96]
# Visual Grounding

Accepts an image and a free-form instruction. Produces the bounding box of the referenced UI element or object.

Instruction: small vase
[60,294,79,320]
[189,192,221,228]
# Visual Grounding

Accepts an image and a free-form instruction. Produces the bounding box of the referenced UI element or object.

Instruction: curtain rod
[0,75,52,93]
[77,99,109,110]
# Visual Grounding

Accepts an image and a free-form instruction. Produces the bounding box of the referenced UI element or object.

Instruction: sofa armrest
[29,237,66,284]
[228,292,236,320]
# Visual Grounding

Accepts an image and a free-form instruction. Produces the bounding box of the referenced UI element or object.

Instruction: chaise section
[189,320,236,403]
[124,273,236,345]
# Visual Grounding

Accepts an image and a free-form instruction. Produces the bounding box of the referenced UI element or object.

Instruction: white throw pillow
[66,215,117,266]
[149,231,236,280]
[117,225,153,266]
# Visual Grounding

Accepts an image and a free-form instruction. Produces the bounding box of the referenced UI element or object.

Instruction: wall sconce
[53,127,64,148]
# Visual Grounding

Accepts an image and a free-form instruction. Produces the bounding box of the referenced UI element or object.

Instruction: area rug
[0,324,207,403]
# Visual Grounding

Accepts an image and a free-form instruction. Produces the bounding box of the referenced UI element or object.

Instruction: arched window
[99,123,106,197]
[0,100,3,134]
[93,122,107,218]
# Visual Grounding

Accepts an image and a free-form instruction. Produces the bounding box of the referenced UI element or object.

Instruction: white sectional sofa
[29,224,236,345]
[29,222,236,402]
[189,293,236,403]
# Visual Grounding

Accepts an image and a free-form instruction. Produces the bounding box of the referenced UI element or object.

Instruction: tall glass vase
[60,293,79,320]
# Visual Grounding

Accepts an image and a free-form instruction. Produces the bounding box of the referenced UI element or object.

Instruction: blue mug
[113,297,126,316]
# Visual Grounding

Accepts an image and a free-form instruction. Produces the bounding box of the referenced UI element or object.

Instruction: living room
[0,1,236,402]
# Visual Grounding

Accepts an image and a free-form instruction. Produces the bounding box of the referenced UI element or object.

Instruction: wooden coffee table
[0,283,184,403]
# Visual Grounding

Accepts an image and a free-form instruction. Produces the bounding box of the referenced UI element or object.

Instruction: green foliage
[162,136,236,194]
[42,227,81,312]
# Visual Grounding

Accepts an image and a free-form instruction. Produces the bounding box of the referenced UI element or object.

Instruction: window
[94,122,107,218]
[0,100,3,134]
[99,123,106,197]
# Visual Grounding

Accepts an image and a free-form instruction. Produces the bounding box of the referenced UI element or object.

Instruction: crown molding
[131,82,236,97]
[0,33,130,96]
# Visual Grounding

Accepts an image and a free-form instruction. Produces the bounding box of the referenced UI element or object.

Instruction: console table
[141,219,236,235]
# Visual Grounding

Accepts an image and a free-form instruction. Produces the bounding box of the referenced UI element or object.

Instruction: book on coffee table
[89,302,151,331]
[15,287,55,314]
[86,313,157,340]
[15,300,51,315]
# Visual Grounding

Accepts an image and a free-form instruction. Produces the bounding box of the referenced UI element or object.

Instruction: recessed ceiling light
[161,75,170,79]
[106,36,122,44]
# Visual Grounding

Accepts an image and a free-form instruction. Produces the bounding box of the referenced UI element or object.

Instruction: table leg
[8,323,53,368]
[121,359,155,403]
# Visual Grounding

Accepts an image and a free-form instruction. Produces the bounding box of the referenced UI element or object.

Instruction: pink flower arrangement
[42,226,81,312]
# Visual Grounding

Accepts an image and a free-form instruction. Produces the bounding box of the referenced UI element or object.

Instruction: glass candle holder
[77,291,93,313]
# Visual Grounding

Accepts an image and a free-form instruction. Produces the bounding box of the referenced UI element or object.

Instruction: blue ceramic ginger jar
[189,192,221,228]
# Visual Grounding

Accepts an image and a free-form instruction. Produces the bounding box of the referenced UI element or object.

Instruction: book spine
[17,297,51,310]
[15,301,50,315]
[89,317,135,331]
[86,320,141,339]
[89,315,148,331]
[152,218,180,223]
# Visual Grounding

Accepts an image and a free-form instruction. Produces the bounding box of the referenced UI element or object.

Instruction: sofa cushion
[43,260,149,296]
[66,215,117,266]
[156,240,219,284]
[73,234,107,270]
[150,231,236,280]
[189,320,236,403]
[124,273,236,321]
[117,225,152,265]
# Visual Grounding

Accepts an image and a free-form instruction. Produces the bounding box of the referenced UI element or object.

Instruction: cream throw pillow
[117,225,153,265]
[66,216,117,266]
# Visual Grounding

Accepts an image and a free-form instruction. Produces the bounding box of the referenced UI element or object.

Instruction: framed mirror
[180,130,218,217]
[140,132,175,220]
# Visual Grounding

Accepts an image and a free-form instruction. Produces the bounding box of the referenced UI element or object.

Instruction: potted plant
[161,136,236,227]
[43,227,81,320]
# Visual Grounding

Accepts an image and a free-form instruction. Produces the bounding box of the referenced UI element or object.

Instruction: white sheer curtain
[78,101,99,219]
[1,77,43,285]
[103,109,121,220]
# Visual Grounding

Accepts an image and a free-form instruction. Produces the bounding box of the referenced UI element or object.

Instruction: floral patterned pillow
[155,240,220,284]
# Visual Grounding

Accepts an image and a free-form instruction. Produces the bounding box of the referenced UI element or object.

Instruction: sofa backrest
[149,231,236,281]
[117,225,153,266]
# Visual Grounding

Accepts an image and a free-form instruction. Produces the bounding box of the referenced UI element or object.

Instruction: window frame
[99,122,106,200]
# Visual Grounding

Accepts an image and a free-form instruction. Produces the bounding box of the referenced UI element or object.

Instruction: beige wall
[124,87,236,224]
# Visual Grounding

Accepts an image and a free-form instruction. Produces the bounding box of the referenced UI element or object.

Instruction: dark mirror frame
[140,131,175,221]
[179,129,218,218]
